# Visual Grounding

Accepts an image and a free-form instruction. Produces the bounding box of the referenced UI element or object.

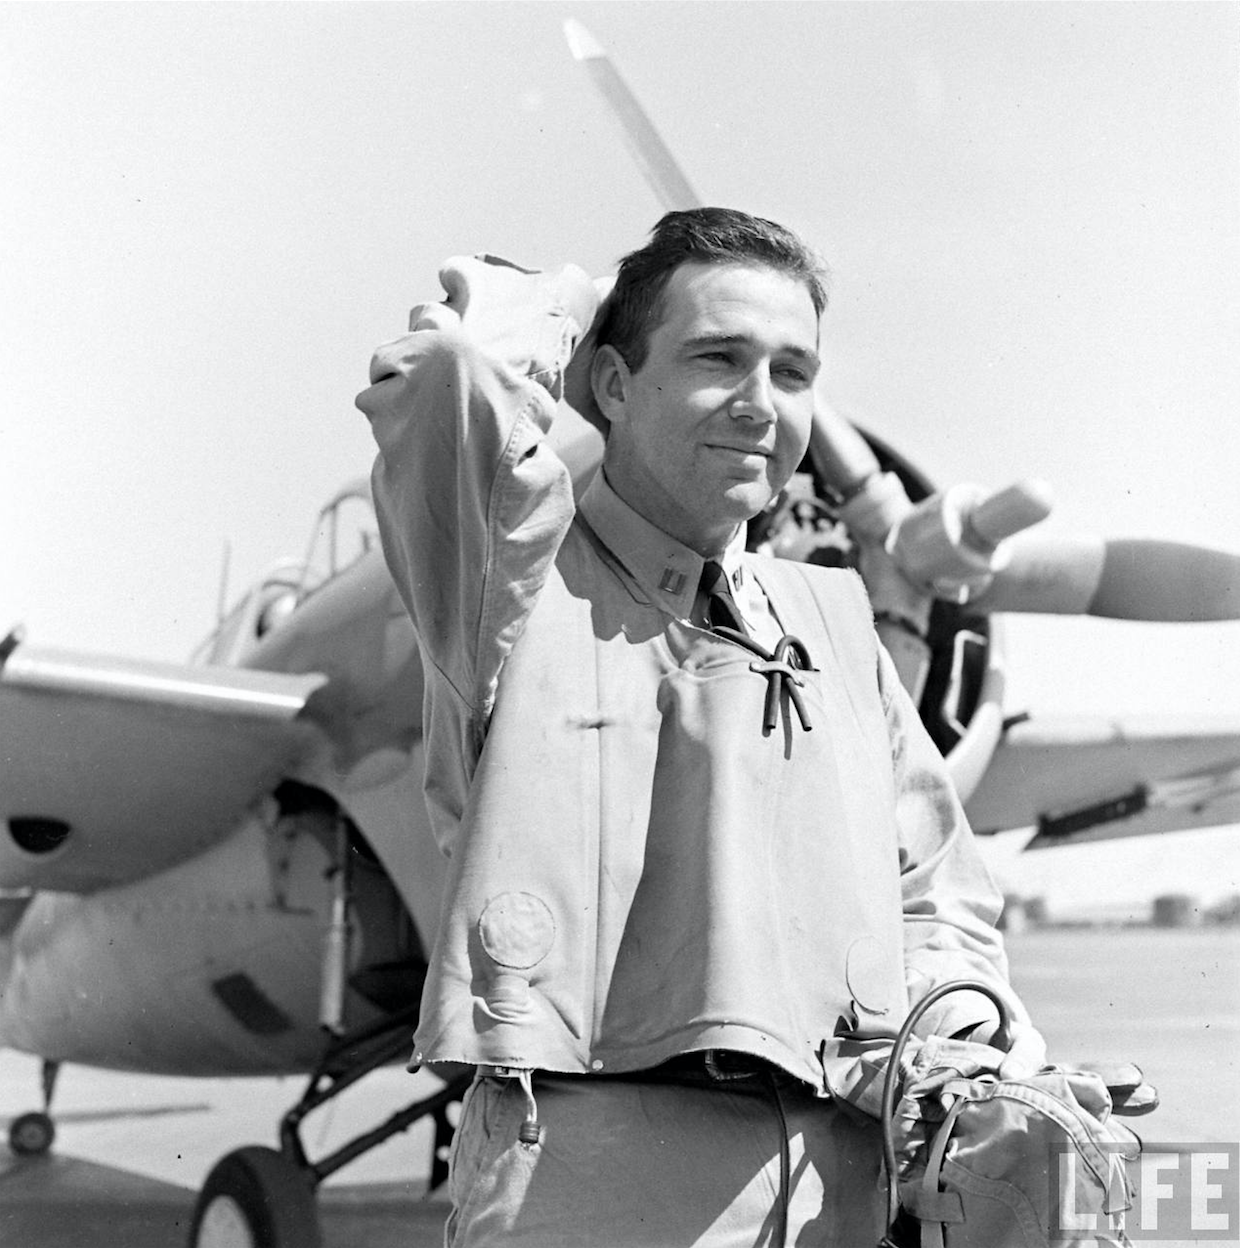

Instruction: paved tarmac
[0,1153,454,1248]
[0,1060,453,1247]
[0,1155,450,1248]
[2,927,1236,1247]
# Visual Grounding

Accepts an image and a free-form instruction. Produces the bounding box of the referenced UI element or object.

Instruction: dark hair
[596,207,829,371]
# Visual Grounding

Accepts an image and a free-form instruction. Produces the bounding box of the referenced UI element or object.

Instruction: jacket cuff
[915,988,1003,1043]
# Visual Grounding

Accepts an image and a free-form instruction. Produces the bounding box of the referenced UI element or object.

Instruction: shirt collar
[578,470,749,619]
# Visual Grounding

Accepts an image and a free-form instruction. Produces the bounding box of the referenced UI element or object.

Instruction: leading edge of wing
[0,639,328,892]
[963,712,1240,847]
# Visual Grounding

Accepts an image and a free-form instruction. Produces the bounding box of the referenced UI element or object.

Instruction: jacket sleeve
[355,257,593,817]
[880,643,1032,1040]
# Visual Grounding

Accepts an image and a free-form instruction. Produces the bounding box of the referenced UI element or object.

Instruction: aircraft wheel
[188,1146,321,1248]
[8,1110,55,1156]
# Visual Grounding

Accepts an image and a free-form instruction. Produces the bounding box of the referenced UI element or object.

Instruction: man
[358,208,1043,1247]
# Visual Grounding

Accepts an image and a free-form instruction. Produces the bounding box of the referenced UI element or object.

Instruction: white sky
[2,2,1239,907]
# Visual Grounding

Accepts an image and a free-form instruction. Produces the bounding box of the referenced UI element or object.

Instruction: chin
[721,484,774,522]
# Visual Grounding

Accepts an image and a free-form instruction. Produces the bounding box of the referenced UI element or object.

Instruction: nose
[728,366,776,423]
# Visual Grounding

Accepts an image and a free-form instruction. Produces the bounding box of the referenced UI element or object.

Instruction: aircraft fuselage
[0,812,340,1076]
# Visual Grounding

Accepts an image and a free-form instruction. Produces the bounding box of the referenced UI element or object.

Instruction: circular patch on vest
[845,936,891,1016]
[478,892,556,970]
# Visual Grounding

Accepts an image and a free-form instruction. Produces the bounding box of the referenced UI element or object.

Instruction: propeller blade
[564,19,701,212]
[1089,538,1240,621]
[969,533,1240,620]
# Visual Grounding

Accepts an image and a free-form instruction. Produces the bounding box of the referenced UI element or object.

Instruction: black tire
[188,1145,322,1248]
[8,1110,55,1156]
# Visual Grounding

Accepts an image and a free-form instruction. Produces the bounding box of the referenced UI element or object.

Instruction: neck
[694,534,736,561]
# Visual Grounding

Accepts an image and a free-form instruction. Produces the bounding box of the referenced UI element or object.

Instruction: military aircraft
[3,17,1239,1248]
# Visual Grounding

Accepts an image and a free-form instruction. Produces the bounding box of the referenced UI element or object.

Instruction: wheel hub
[195,1194,258,1248]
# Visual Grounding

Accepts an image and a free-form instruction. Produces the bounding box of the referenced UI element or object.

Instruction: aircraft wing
[0,636,327,892]
[963,713,1240,847]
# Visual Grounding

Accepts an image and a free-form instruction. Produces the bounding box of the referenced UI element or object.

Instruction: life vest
[412,523,911,1086]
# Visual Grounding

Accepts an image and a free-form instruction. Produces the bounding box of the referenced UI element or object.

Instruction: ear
[591,344,632,427]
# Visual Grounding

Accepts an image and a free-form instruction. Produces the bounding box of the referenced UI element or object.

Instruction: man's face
[595,261,820,556]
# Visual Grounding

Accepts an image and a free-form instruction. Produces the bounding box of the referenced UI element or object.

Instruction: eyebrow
[682,332,821,371]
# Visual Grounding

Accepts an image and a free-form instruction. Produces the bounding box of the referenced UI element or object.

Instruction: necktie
[699,560,749,636]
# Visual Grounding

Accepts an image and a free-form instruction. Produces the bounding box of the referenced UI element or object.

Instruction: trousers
[444,1069,887,1247]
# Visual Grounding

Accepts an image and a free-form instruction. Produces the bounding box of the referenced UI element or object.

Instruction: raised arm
[356,256,597,739]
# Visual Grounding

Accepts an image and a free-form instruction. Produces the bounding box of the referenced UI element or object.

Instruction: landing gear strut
[188,1006,470,1248]
[7,1059,59,1157]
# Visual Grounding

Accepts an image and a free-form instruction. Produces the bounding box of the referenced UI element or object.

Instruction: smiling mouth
[709,443,772,458]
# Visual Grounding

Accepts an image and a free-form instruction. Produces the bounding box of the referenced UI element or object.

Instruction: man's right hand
[406,256,598,401]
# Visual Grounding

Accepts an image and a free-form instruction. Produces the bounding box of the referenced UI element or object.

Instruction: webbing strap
[919,1098,969,1248]
[877,980,1014,1240]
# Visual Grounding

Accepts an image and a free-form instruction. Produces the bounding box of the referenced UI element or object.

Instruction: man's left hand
[997,1021,1048,1080]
